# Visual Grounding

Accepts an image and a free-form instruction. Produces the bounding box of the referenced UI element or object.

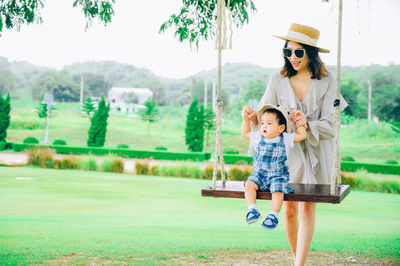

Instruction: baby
[241,104,306,229]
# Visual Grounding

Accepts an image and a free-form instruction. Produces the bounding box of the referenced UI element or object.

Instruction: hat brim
[273,35,330,53]
[257,104,275,122]
[257,104,292,133]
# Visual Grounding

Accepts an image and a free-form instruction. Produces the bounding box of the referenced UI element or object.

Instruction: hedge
[223,154,253,164]
[223,154,400,175]
[12,143,211,161]
[10,143,400,175]
[341,161,400,175]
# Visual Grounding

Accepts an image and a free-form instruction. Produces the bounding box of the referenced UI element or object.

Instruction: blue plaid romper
[247,134,294,193]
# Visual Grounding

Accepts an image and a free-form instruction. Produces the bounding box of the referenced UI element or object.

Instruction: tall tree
[340,77,361,116]
[185,97,205,152]
[72,73,110,98]
[37,102,48,118]
[0,93,11,142]
[134,78,167,106]
[87,96,110,147]
[37,100,55,119]
[122,92,139,104]
[82,97,96,118]
[32,71,79,102]
[0,0,115,36]
[204,104,215,147]
[195,104,205,152]
[241,78,266,106]
[138,97,159,136]
[0,69,16,95]
[373,85,400,121]
[185,97,198,147]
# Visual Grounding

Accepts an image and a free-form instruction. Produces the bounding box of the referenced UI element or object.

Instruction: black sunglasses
[283,48,305,59]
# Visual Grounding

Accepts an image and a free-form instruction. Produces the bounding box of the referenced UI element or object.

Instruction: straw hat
[274,23,329,53]
[257,104,292,133]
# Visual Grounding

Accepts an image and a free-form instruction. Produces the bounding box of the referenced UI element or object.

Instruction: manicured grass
[0,167,399,264]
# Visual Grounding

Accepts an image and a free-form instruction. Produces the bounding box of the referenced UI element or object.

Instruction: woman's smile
[291,60,301,68]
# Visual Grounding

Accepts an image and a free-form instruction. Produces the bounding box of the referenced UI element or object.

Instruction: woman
[243,23,347,266]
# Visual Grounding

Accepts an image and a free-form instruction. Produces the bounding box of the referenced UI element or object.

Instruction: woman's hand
[290,110,308,130]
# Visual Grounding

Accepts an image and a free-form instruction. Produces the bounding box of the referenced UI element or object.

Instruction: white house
[107,87,153,113]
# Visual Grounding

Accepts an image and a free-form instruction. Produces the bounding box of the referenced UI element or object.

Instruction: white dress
[252,71,348,184]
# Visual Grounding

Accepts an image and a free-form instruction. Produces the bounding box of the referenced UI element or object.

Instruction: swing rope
[212,0,231,189]
[331,0,343,194]
[211,0,344,195]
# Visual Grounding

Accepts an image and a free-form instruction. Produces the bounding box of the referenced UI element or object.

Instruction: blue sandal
[261,214,278,230]
[246,209,261,224]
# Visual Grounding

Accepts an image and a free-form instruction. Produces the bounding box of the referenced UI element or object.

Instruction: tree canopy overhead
[0,0,115,36]
[160,0,256,48]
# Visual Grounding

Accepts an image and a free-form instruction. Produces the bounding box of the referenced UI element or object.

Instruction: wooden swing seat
[202,181,350,203]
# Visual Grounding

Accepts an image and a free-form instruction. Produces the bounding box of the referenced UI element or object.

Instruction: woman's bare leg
[284,201,299,260]
[295,202,316,266]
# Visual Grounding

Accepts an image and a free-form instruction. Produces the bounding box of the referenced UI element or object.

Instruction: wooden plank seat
[202,181,350,204]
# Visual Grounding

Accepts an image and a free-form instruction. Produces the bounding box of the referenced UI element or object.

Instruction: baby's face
[260,112,285,139]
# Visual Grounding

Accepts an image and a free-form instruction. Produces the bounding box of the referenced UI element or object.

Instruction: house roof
[109,87,153,96]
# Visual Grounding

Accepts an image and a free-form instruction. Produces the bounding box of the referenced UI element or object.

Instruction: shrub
[23,137,39,144]
[235,160,251,165]
[150,165,160,176]
[351,170,400,194]
[341,156,355,162]
[224,147,239,154]
[155,146,167,151]
[27,147,55,168]
[158,165,201,179]
[101,155,124,173]
[385,159,398,165]
[9,120,46,130]
[61,156,79,169]
[111,158,124,173]
[117,144,129,149]
[340,113,356,125]
[135,162,149,175]
[52,159,63,169]
[79,156,98,171]
[0,141,6,151]
[228,166,253,181]
[52,139,67,145]
[202,165,227,180]
[341,172,356,187]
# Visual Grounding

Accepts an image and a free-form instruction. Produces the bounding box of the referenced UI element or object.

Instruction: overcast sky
[0,0,398,78]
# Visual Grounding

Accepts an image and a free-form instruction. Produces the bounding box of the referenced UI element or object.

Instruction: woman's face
[286,41,309,72]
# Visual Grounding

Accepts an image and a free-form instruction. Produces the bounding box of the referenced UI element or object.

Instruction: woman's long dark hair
[280,40,328,80]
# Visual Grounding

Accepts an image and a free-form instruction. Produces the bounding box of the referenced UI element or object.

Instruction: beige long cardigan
[251,71,348,184]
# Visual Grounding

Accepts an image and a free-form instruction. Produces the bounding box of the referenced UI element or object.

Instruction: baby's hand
[290,110,301,123]
[290,110,308,129]
[241,106,252,121]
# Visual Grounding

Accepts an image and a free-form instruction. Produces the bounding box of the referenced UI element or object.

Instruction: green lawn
[0,167,399,264]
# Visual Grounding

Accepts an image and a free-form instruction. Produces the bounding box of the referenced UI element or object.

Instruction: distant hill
[192,62,277,95]
[3,57,400,107]
[63,61,157,87]
[9,60,52,89]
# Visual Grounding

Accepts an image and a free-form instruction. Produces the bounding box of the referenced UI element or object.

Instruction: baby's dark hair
[263,109,287,132]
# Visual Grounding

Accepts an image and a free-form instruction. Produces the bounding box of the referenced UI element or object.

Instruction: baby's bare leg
[245,181,259,205]
[271,192,284,213]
